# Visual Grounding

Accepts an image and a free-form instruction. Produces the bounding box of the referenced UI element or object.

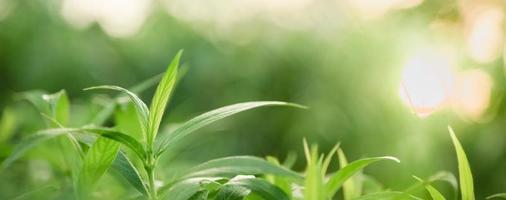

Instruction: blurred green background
[0,0,505,198]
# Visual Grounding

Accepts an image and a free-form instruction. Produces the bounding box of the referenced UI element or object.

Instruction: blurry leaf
[487,193,506,199]
[12,185,59,200]
[189,191,209,200]
[77,137,120,197]
[148,50,182,144]
[353,191,422,200]
[84,85,149,137]
[89,102,116,126]
[215,185,250,200]
[413,176,446,200]
[156,101,306,157]
[265,156,292,198]
[112,151,149,196]
[128,73,164,95]
[18,90,70,126]
[303,140,325,200]
[1,128,71,170]
[17,90,50,114]
[326,156,400,198]
[321,143,339,176]
[401,172,456,200]
[225,176,289,200]
[338,148,361,200]
[281,152,297,169]
[448,126,475,200]
[115,103,144,141]
[362,174,383,194]
[42,90,70,126]
[0,107,16,143]
[161,177,224,200]
[181,156,303,181]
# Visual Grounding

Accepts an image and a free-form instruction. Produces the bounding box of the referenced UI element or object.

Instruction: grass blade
[413,176,446,200]
[487,193,506,199]
[148,50,182,144]
[326,156,400,198]
[84,85,149,138]
[155,101,306,157]
[448,126,475,200]
[338,148,362,200]
[303,140,325,200]
[353,191,422,200]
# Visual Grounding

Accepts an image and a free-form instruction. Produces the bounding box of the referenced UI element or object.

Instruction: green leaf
[412,176,446,200]
[216,185,250,200]
[303,140,325,200]
[338,148,362,200]
[353,191,422,200]
[84,85,149,138]
[148,50,182,144]
[161,177,224,200]
[1,128,72,170]
[115,102,144,141]
[487,193,506,199]
[0,107,16,143]
[265,157,292,199]
[112,151,149,196]
[12,185,59,200]
[77,136,121,198]
[448,126,475,200]
[326,156,400,198]
[189,191,209,200]
[42,90,70,126]
[17,90,50,114]
[155,101,306,156]
[181,156,303,181]
[82,127,146,160]
[18,90,70,127]
[225,176,289,200]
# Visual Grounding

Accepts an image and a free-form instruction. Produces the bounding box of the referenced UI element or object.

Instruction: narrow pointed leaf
[112,151,149,196]
[448,126,475,200]
[487,193,506,199]
[353,191,422,200]
[1,128,72,170]
[338,148,361,200]
[216,185,250,200]
[412,176,446,200]
[148,50,182,143]
[326,156,400,198]
[225,176,289,200]
[84,85,149,136]
[156,101,306,156]
[82,128,146,160]
[161,177,223,200]
[181,156,303,181]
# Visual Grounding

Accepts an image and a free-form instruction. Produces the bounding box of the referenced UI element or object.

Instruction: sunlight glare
[466,6,504,63]
[399,50,456,117]
[451,69,493,120]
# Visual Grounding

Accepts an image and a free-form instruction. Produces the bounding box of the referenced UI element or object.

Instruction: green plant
[1,51,305,200]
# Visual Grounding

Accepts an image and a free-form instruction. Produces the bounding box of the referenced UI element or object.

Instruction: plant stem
[147,166,158,200]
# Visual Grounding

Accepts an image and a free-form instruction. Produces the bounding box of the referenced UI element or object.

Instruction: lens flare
[451,69,493,120]
[399,50,456,117]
